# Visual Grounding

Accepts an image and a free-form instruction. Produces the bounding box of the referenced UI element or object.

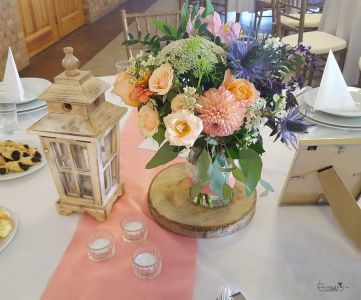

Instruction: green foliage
[181,0,188,32]
[260,179,274,192]
[238,149,263,197]
[150,19,178,37]
[152,127,165,145]
[145,142,179,168]
[195,148,212,182]
[122,32,162,54]
[201,0,215,18]
[209,158,226,198]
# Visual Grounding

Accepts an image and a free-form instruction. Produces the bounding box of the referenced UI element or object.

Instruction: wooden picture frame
[279,137,361,205]
[279,137,361,250]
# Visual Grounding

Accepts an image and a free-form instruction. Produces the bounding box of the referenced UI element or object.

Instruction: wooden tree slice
[148,163,257,238]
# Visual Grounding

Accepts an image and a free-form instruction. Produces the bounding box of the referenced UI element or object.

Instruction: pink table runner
[41,109,197,300]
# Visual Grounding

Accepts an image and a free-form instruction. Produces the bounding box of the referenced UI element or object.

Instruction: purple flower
[274,107,313,148]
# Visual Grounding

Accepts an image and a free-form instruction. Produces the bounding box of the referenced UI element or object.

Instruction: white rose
[163,110,203,148]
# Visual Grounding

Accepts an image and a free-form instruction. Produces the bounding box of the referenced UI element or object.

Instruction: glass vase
[186,147,235,208]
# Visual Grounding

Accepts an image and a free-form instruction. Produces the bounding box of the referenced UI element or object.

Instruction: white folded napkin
[314,50,357,112]
[3,47,24,102]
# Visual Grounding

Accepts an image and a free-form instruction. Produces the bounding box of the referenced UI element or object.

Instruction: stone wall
[83,0,125,24]
[0,0,29,78]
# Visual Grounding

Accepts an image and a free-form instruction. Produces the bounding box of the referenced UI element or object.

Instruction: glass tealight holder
[115,60,130,73]
[87,230,115,262]
[132,243,162,279]
[120,214,147,242]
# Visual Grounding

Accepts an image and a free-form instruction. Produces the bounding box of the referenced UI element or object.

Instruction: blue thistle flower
[227,36,283,83]
[274,107,313,149]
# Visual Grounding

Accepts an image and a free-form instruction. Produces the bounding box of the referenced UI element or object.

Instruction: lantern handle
[62,47,80,77]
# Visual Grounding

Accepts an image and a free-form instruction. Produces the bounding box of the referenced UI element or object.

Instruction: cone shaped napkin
[3,47,24,102]
[314,50,356,112]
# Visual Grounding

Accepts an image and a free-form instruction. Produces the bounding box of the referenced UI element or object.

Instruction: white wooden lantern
[28,47,127,221]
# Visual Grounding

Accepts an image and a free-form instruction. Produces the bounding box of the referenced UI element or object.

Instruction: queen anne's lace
[156,37,226,75]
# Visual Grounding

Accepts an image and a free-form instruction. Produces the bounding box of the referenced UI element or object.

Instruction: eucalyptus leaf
[195,148,212,182]
[145,141,178,169]
[238,149,262,197]
[191,181,204,198]
[231,166,245,183]
[209,159,225,198]
[260,179,274,192]
[223,183,233,204]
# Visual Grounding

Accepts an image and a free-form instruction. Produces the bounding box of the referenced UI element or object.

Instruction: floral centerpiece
[114,1,315,207]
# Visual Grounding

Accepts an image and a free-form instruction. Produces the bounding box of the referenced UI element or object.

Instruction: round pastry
[4,161,30,172]
[0,166,8,175]
[19,156,41,166]
[0,148,21,161]
[0,208,13,239]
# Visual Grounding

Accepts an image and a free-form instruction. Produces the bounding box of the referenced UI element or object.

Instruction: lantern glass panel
[70,144,89,171]
[101,127,116,164]
[51,142,72,169]
[78,175,93,199]
[60,172,78,197]
[104,165,111,195]
[111,158,118,185]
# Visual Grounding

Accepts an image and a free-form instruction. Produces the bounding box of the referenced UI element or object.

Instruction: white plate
[299,103,361,130]
[0,139,47,181]
[0,207,18,253]
[16,99,46,114]
[17,78,51,104]
[304,87,361,117]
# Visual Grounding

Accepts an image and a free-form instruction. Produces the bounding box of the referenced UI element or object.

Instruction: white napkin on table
[3,47,25,102]
[314,50,357,112]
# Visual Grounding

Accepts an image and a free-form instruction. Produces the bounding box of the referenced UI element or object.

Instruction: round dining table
[1,76,361,300]
[319,0,361,86]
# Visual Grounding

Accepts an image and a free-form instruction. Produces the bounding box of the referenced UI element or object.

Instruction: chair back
[276,0,307,44]
[121,9,190,59]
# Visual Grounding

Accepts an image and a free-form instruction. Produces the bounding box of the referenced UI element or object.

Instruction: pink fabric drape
[41,109,197,300]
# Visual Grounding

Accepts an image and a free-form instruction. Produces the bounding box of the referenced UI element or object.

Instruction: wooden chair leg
[339,49,347,71]
[257,10,264,31]
[358,72,361,88]
[307,69,314,86]
[254,11,258,29]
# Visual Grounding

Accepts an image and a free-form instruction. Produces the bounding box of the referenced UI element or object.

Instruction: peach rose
[149,63,174,95]
[171,93,187,112]
[222,69,260,105]
[164,110,203,148]
[137,104,160,137]
[112,72,140,107]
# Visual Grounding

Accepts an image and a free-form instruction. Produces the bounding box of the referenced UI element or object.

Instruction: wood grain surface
[148,163,257,238]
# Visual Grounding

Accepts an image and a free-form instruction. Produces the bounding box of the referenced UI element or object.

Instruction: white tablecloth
[1,76,361,300]
[319,0,361,86]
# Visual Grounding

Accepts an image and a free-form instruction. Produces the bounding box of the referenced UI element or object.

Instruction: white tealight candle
[134,252,157,267]
[90,238,110,250]
[124,221,144,233]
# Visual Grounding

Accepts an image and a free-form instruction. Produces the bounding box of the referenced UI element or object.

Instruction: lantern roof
[39,47,110,104]
[28,47,127,141]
